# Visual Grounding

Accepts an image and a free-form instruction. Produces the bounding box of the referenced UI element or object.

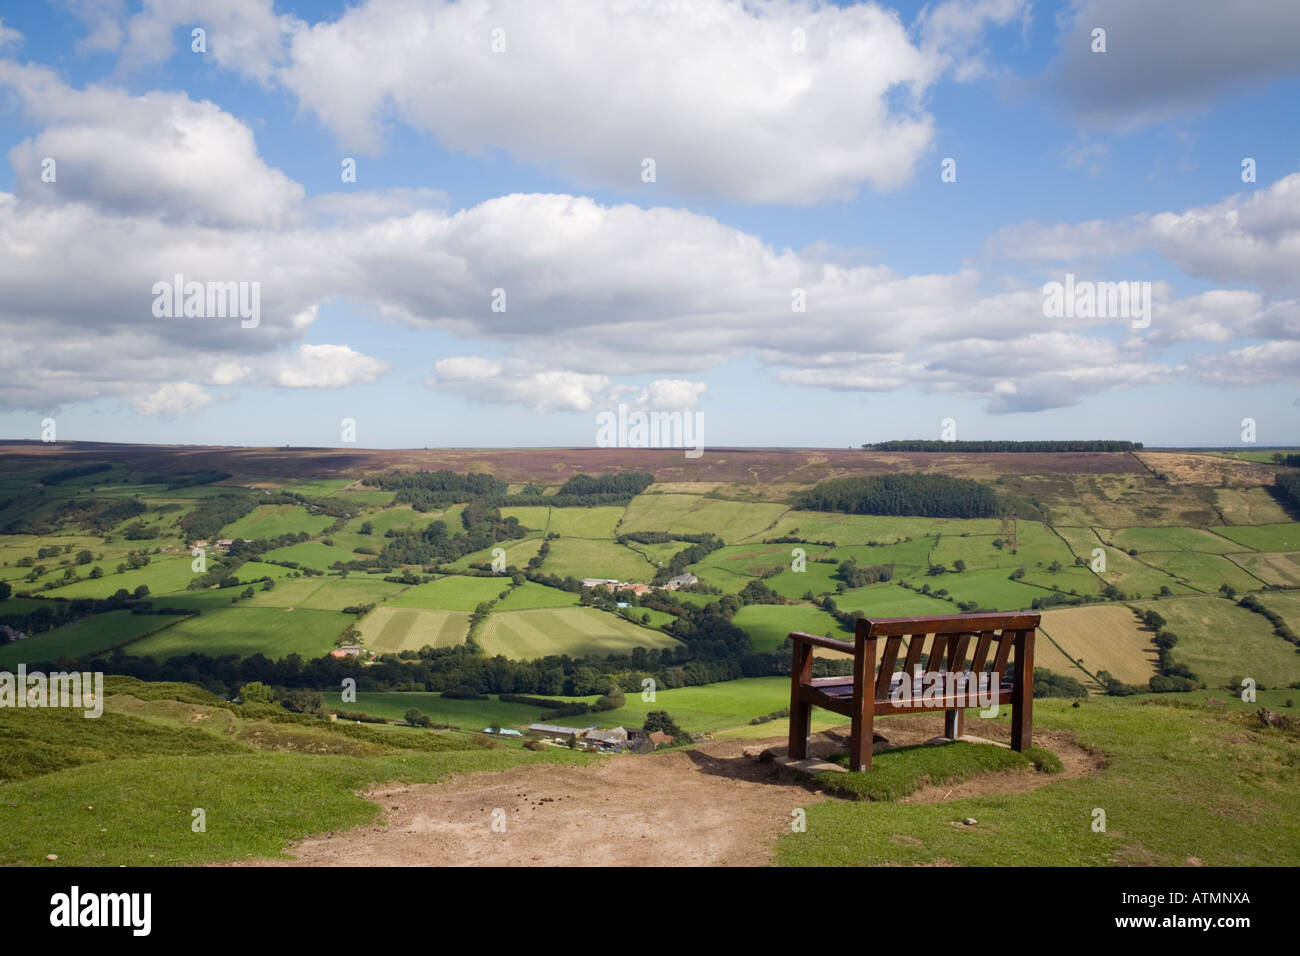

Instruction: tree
[953,559,966,572]
[133,585,150,598]
[76,549,93,565]
[0,581,10,601]
[240,681,275,704]
[404,708,432,728]
[643,710,689,744]
[359,521,373,535]
[89,566,104,579]
[567,732,578,749]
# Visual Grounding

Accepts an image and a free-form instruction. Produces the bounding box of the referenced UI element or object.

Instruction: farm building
[586,727,629,747]
[484,728,524,737]
[527,723,592,738]
[664,573,698,590]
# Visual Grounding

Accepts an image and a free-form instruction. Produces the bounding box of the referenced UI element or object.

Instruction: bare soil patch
[233,719,1102,867]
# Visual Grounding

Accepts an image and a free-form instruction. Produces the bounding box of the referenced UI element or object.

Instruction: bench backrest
[791,610,1040,701]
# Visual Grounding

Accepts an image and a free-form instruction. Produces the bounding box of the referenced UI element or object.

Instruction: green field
[261,541,367,569]
[219,504,334,539]
[476,607,680,659]
[542,537,656,582]
[493,581,580,611]
[732,604,847,652]
[1139,551,1265,593]
[620,494,787,541]
[241,576,406,611]
[390,575,513,611]
[1212,523,1300,551]
[0,610,188,668]
[126,606,349,659]
[895,567,1047,611]
[545,506,626,538]
[445,535,544,572]
[1131,595,1300,689]
[350,691,556,729]
[570,676,795,733]
[1109,526,1246,554]
[357,607,469,653]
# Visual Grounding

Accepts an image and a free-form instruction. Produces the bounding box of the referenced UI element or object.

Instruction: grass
[445,535,543,572]
[545,506,626,538]
[1038,604,1156,686]
[731,604,847,653]
[620,494,787,541]
[807,741,1037,801]
[356,607,469,653]
[898,567,1046,611]
[542,537,657,582]
[1212,523,1300,551]
[350,692,554,729]
[1052,526,1196,596]
[1132,595,1300,690]
[260,541,366,569]
[240,575,406,611]
[834,583,958,617]
[0,686,591,865]
[1139,551,1265,593]
[1109,526,1245,554]
[492,581,580,611]
[777,696,1300,866]
[219,504,334,539]
[1227,551,1300,587]
[570,676,794,733]
[389,575,512,611]
[0,610,189,668]
[125,606,350,660]
[759,513,1005,545]
[476,606,680,659]
[35,554,200,600]
[1215,487,1291,525]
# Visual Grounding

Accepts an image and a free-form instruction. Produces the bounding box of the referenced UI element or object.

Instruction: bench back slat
[991,629,1016,679]
[901,633,927,678]
[969,630,995,672]
[875,635,904,699]
[947,632,972,671]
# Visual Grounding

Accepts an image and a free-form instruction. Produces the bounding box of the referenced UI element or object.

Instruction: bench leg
[849,707,873,772]
[849,634,875,772]
[789,700,811,760]
[944,707,964,740]
[788,641,814,761]
[1011,628,1034,751]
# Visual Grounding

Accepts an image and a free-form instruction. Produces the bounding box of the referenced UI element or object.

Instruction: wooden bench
[788,611,1039,772]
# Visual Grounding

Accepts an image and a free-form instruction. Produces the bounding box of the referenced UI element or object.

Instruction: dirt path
[239,720,1101,867]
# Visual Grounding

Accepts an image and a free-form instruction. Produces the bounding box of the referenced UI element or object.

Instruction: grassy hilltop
[1,442,1299,866]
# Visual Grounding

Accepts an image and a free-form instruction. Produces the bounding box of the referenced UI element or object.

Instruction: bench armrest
[788,631,855,654]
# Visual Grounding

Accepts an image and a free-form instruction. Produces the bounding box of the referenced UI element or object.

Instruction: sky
[0,0,1298,450]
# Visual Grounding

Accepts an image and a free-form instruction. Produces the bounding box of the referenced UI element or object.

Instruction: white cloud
[427,358,610,413]
[131,381,212,416]
[0,61,303,227]
[0,17,23,50]
[273,344,388,388]
[986,173,1300,291]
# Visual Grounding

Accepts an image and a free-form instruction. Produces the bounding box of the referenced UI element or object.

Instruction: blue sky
[1,0,1298,448]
